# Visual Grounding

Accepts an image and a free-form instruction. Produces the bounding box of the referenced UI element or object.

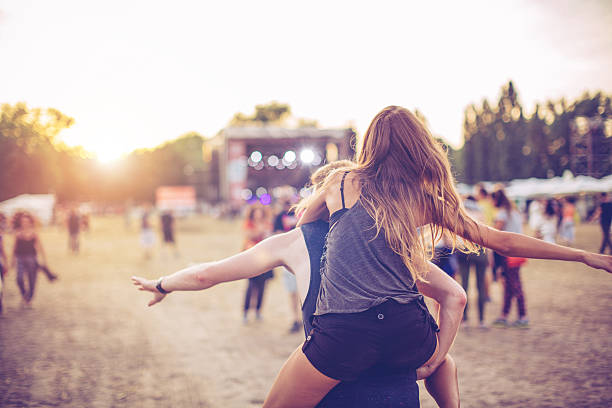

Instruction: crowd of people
[432,187,612,331]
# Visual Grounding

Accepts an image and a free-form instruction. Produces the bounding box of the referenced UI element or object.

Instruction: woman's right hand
[416,355,444,380]
[582,252,612,274]
[131,276,167,306]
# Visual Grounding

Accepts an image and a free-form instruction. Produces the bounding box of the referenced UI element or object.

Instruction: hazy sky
[1,0,611,161]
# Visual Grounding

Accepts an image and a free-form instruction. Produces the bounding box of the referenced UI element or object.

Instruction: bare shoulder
[263,229,304,253]
[267,228,307,266]
[276,228,304,244]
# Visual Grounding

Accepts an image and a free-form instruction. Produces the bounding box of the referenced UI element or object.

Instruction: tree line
[0,102,207,203]
[1,86,610,203]
[457,81,611,184]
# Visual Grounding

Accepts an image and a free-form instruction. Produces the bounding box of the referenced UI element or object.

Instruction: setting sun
[60,127,125,163]
[94,147,123,164]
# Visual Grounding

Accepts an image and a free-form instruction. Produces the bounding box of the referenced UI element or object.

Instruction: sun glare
[95,147,123,164]
[60,127,124,164]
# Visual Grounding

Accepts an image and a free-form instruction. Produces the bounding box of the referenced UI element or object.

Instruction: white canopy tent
[505,175,611,199]
[0,194,56,225]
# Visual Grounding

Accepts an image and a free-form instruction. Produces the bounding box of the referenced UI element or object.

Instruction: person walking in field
[242,205,274,323]
[160,210,179,258]
[491,188,529,328]
[559,197,577,245]
[457,196,489,328]
[537,199,558,244]
[10,212,53,306]
[590,192,612,254]
[474,184,495,301]
[67,208,81,254]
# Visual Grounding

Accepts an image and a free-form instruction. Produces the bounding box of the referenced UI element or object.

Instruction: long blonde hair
[352,106,480,281]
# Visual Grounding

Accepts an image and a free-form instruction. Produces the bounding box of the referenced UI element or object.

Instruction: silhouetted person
[160,210,179,258]
[591,193,612,254]
[67,209,80,254]
[11,212,55,307]
[242,205,273,323]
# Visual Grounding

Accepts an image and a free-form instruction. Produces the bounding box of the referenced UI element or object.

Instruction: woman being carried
[263,106,611,408]
[132,161,465,408]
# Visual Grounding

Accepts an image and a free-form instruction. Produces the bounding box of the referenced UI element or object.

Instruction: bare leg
[263,346,340,408]
[424,354,459,408]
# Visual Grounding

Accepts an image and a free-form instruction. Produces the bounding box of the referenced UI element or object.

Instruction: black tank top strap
[340,171,350,209]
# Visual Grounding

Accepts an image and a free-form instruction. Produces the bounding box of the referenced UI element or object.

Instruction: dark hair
[601,192,608,198]
[492,189,513,211]
[466,195,477,202]
[12,211,36,230]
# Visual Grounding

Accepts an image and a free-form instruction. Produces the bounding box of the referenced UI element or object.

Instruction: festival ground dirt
[1,216,611,408]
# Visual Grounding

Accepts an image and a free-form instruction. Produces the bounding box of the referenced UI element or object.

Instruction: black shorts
[303,299,439,382]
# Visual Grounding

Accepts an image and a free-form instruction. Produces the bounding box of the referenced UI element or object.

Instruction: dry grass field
[0,216,611,407]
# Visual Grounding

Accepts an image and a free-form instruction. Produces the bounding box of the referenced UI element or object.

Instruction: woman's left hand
[131,276,167,306]
[582,252,612,274]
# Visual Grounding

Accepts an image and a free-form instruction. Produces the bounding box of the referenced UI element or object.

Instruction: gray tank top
[315,171,422,315]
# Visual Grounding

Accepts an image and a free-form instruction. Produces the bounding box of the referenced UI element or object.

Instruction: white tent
[505,175,611,199]
[0,194,56,225]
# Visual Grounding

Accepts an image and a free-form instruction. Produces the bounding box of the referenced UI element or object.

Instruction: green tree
[230,101,291,125]
[0,102,79,201]
[498,81,527,180]
[457,81,612,183]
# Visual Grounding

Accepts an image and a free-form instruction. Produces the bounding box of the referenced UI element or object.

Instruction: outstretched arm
[416,262,466,379]
[460,219,612,273]
[131,230,300,306]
